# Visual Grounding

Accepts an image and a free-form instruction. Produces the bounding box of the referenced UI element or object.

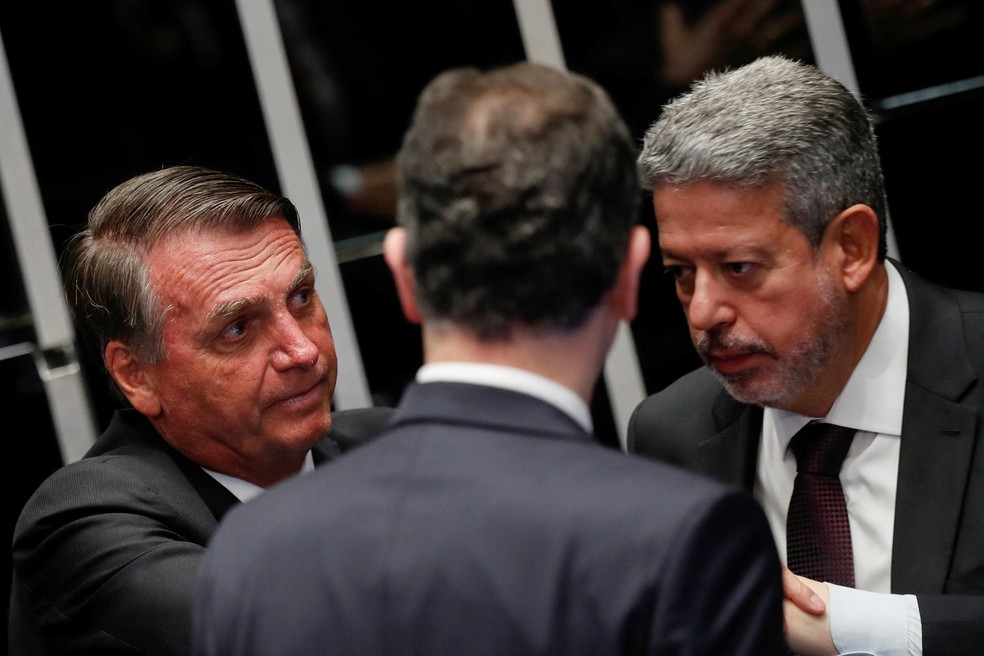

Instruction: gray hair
[638,55,887,259]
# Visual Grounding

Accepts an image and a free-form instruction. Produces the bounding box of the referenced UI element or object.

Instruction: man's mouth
[707,351,761,375]
[696,331,774,376]
[270,376,326,409]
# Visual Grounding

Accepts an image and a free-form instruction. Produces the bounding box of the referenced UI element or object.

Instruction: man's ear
[104,340,162,417]
[824,204,880,293]
[609,225,652,321]
[382,227,422,325]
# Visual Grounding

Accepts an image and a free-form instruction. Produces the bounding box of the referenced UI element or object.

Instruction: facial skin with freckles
[654,180,854,417]
[107,216,337,487]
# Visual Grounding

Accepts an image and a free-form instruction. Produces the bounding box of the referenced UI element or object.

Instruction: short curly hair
[396,62,640,340]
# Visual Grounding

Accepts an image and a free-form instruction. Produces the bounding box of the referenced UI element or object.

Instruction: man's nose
[685,272,736,333]
[272,316,319,370]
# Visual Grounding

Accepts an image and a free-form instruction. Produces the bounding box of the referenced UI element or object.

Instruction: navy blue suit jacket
[10,406,392,655]
[194,381,786,655]
[628,262,984,655]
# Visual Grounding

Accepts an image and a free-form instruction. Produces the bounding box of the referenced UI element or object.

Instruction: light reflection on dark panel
[273,0,527,245]
[0,190,61,655]
[273,0,527,415]
[0,1,279,259]
[0,0,280,431]
[840,0,983,102]
[839,0,984,292]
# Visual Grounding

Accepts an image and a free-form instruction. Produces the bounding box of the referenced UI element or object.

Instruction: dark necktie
[785,422,856,587]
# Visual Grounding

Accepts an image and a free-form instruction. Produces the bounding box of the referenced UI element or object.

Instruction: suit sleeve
[11,460,214,655]
[646,488,788,656]
[918,593,984,655]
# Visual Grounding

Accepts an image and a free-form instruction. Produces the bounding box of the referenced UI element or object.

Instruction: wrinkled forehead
[144,218,306,306]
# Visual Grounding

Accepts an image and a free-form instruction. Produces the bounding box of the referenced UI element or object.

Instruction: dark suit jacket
[193,381,786,655]
[627,262,984,655]
[9,406,392,656]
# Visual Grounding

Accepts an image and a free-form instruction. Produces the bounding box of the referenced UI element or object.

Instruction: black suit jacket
[194,381,787,655]
[9,406,392,656]
[628,262,984,655]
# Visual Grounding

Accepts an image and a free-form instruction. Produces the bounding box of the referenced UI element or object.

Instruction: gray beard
[695,272,849,411]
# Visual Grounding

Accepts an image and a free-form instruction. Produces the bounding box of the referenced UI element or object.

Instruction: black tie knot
[789,422,856,477]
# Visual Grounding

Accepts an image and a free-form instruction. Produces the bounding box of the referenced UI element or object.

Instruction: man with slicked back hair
[11,166,391,655]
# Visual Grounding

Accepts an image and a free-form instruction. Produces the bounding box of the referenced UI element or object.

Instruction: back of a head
[638,55,888,258]
[396,62,640,340]
[64,165,299,369]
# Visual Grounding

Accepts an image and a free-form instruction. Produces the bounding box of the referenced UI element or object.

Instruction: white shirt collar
[415,362,593,433]
[202,449,316,503]
[768,260,909,449]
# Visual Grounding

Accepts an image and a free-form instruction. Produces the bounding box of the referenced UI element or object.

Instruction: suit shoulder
[14,432,210,548]
[899,264,984,377]
[895,258,984,313]
[323,406,395,454]
[627,367,730,456]
[637,367,722,413]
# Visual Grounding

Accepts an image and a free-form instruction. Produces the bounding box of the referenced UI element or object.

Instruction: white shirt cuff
[828,584,922,656]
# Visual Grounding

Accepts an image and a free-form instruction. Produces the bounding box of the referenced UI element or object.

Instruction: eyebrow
[289,259,316,292]
[660,245,773,262]
[204,259,315,325]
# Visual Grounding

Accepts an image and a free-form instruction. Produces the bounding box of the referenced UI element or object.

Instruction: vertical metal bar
[235,0,372,409]
[513,0,647,450]
[801,0,860,94]
[512,0,566,70]
[0,28,98,462]
[801,0,900,259]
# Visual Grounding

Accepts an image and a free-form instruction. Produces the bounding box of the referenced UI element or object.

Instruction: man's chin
[711,368,788,408]
[277,412,333,449]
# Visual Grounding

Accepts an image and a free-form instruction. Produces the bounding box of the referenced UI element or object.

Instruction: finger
[782,567,826,615]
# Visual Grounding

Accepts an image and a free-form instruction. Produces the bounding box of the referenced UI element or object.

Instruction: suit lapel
[893,264,980,592]
[102,410,240,524]
[893,384,977,592]
[697,395,762,490]
[171,448,241,522]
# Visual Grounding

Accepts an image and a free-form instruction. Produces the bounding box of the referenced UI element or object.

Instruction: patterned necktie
[785,422,856,587]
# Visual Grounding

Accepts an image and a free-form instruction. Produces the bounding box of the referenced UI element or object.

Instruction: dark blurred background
[3,1,982,646]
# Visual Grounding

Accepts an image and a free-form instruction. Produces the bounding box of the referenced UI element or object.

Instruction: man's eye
[726,262,754,275]
[222,320,248,340]
[663,265,688,279]
[294,288,311,304]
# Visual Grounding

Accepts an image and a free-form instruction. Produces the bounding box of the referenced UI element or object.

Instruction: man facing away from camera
[192,61,787,656]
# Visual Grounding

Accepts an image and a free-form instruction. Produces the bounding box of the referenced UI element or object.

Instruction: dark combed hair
[396,62,640,340]
[63,165,300,367]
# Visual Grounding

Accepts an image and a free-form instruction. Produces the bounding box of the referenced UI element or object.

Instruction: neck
[793,263,890,417]
[154,420,308,489]
[420,311,614,405]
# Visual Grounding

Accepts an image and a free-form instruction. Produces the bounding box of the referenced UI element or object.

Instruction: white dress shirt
[203,451,316,503]
[755,261,922,655]
[416,361,593,433]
